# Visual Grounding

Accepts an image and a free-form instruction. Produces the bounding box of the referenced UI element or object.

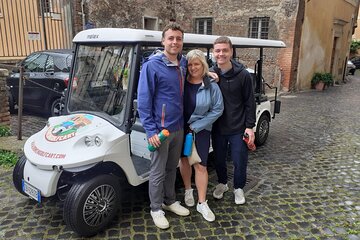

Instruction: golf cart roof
[73,28,286,48]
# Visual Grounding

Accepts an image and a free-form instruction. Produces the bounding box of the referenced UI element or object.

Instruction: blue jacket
[137,51,187,138]
[188,76,224,133]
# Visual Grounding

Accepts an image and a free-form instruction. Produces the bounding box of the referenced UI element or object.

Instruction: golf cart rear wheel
[63,174,121,237]
[12,155,27,196]
[255,114,270,146]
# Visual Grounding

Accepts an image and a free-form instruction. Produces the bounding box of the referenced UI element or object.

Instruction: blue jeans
[212,132,248,189]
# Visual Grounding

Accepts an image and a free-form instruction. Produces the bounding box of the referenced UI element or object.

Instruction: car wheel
[50,98,63,116]
[6,90,17,114]
[63,174,121,237]
[12,155,27,196]
[349,69,356,75]
[255,114,270,146]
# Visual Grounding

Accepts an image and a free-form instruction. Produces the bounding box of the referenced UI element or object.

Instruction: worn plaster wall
[298,0,358,89]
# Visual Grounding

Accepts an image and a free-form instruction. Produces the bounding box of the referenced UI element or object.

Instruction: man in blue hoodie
[211,36,256,205]
[137,22,190,229]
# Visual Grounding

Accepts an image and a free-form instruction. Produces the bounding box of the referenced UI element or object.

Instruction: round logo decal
[45,114,94,142]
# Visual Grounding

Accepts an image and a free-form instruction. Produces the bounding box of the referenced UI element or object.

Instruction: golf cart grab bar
[263,82,281,119]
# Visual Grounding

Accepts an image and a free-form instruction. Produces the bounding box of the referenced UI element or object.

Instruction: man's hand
[244,128,255,145]
[208,72,219,82]
[148,134,161,148]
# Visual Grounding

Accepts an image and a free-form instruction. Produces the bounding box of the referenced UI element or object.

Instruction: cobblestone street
[1,76,360,239]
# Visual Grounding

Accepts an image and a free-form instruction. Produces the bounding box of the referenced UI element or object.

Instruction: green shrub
[350,40,360,54]
[0,150,18,168]
[0,125,11,137]
[311,72,333,86]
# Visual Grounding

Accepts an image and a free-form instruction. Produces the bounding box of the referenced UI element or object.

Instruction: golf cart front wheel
[255,114,270,146]
[12,155,27,196]
[63,174,121,237]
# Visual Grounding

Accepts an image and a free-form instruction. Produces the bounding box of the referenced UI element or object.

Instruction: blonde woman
[179,49,223,222]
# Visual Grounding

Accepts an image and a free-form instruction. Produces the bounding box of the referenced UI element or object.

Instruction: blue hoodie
[137,51,187,138]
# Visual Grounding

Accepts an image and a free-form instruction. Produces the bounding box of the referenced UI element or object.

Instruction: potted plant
[311,72,333,91]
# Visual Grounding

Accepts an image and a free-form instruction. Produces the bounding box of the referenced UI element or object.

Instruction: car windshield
[68,45,132,125]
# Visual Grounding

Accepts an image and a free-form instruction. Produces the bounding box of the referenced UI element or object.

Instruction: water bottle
[183,132,193,156]
[148,129,170,152]
[243,133,256,151]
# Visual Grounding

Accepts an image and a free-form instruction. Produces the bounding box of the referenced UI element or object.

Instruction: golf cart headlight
[84,136,103,147]
[84,136,93,146]
[94,136,102,146]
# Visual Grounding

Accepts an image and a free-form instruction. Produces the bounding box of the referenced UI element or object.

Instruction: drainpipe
[81,0,86,29]
[40,0,48,49]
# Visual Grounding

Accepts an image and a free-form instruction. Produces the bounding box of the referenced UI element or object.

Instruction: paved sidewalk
[0,77,359,239]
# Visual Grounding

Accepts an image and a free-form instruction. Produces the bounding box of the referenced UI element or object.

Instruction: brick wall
[0,69,10,127]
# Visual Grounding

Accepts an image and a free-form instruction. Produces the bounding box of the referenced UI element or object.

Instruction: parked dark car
[7,49,73,116]
[350,56,360,69]
[347,60,356,75]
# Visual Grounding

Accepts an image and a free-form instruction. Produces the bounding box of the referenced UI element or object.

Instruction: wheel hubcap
[259,120,269,139]
[53,103,63,116]
[83,184,116,226]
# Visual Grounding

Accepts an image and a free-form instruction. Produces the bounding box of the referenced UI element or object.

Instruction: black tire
[12,155,27,196]
[255,114,270,146]
[63,174,121,237]
[50,98,62,116]
[7,91,17,114]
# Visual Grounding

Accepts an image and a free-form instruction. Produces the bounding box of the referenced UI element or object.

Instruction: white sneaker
[234,188,246,205]
[196,201,215,222]
[162,201,190,216]
[213,183,229,199]
[184,189,195,207]
[150,210,169,229]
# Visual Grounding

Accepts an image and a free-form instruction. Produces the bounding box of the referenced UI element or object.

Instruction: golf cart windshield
[68,45,132,124]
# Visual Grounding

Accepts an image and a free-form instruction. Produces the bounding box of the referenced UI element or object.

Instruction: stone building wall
[84,0,299,91]
[72,0,85,35]
[0,69,10,127]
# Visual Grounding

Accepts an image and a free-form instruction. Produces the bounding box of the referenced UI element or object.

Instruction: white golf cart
[12,28,285,236]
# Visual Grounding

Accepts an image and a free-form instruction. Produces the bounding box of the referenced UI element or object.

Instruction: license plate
[22,180,41,203]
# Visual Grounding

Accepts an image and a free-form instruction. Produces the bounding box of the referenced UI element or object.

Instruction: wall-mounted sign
[51,13,61,20]
[28,32,40,40]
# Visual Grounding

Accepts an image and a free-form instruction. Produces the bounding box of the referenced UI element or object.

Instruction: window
[143,17,158,30]
[23,53,48,72]
[248,17,269,39]
[38,0,52,16]
[195,18,212,35]
[52,54,73,72]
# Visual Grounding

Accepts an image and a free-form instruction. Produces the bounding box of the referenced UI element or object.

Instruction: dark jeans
[212,132,248,189]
